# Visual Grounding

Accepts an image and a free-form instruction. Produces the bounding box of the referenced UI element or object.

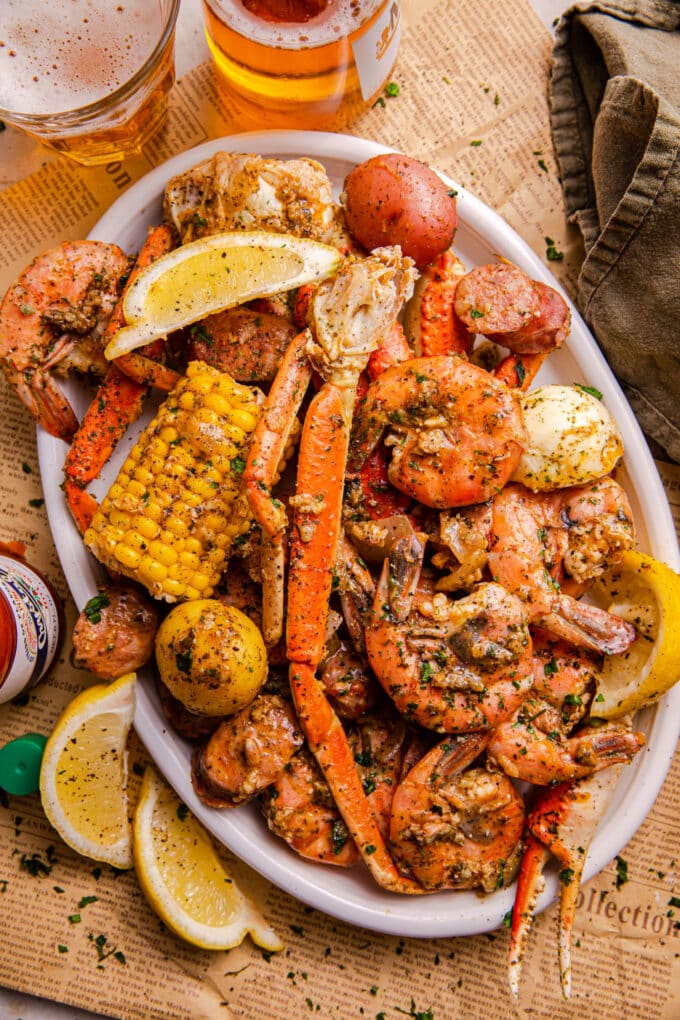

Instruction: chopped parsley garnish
[545,236,564,261]
[575,382,604,401]
[83,592,111,624]
[615,856,629,889]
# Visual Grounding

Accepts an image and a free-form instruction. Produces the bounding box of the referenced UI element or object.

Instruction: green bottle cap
[0,733,47,796]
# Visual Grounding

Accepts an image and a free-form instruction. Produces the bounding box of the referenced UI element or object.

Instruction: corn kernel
[148,540,179,566]
[183,489,202,508]
[164,515,188,538]
[191,571,212,592]
[184,585,201,601]
[194,406,220,428]
[204,468,223,485]
[163,578,186,599]
[114,543,141,569]
[186,476,218,499]
[145,501,163,522]
[136,516,159,540]
[184,538,202,556]
[204,391,233,416]
[126,479,147,499]
[226,408,258,432]
[178,390,195,410]
[109,509,131,529]
[138,556,168,585]
[159,426,178,444]
[187,372,213,394]
[148,436,169,459]
[133,466,154,487]
[122,529,148,552]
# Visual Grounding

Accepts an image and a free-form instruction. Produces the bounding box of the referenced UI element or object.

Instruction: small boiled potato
[342,153,457,268]
[155,599,267,717]
[513,384,624,491]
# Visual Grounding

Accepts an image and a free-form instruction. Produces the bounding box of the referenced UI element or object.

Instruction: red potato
[342,153,457,268]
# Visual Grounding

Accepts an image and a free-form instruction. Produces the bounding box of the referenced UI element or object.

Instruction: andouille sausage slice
[454,263,570,354]
[71,584,158,680]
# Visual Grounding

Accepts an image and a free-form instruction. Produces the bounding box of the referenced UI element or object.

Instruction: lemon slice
[133,765,283,952]
[589,550,680,718]
[39,672,136,868]
[104,230,342,359]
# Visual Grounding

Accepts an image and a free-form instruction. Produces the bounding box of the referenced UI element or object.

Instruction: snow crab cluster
[0,149,647,998]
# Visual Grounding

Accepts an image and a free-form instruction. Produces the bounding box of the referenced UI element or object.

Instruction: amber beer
[202,0,402,128]
[0,0,178,166]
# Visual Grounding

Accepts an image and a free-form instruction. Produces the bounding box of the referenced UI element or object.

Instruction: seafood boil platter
[32,130,680,946]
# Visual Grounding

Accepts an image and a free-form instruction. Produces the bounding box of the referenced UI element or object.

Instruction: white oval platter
[36,130,680,938]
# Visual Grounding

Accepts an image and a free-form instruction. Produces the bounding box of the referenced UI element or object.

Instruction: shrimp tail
[508,834,549,999]
[14,366,79,440]
[569,725,645,771]
[544,594,636,655]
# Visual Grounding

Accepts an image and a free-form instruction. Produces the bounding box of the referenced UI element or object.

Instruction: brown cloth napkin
[550,0,680,461]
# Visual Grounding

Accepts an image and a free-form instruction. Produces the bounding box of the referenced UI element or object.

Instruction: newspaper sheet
[0,1,678,1018]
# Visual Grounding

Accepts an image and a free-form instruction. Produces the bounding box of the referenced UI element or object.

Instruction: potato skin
[155,599,267,717]
[343,153,457,268]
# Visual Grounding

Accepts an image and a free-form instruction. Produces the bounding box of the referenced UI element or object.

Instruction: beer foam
[208,0,385,50]
[0,1,162,115]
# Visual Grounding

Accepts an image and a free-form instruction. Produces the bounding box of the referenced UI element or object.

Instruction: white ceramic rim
[37,130,680,938]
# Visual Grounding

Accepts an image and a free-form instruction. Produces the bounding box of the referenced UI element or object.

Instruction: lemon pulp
[39,672,136,868]
[133,765,283,951]
[590,550,680,718]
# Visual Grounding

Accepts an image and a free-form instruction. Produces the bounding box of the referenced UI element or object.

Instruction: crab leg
[243,328,312,645]
[404,251,471,357]
[108,224,180,392]
[286,383,422,893]
[494,351,547,390]
[63,365,148,534]
[63,225,177,534]
[508,765,623,1000]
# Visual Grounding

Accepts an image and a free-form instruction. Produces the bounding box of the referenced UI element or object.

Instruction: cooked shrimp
[487,635,645,786]
[71,584,158,680]
[365,564,534,733]
[163,151,350,248]
[488,700,645,785]
[389,733,525,891]
[350,355,527,509]
[261,747,360,867]
[192,691,304,808]
[348,709,409,839]
[0,240,132,438]
[487,479,637,653]
[319,640,378,719]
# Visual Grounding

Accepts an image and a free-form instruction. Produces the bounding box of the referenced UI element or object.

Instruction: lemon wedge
[39,672,136,868]
[133,765,283,952]
[589,550,680,718]
[104,230,342,359]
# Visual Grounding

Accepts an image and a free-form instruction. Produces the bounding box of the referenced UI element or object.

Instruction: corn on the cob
[84,361,262,602]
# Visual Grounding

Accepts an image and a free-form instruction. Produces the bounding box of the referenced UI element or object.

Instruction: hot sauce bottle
[0,541,65,705]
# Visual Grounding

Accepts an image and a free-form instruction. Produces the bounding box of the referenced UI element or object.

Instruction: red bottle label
[0,555,62,702]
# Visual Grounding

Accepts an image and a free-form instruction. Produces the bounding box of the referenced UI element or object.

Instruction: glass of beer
[0,0,180,166]
[202,0,402,129]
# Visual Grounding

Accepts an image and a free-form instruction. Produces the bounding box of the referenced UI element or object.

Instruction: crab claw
[508,765,624,1000]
